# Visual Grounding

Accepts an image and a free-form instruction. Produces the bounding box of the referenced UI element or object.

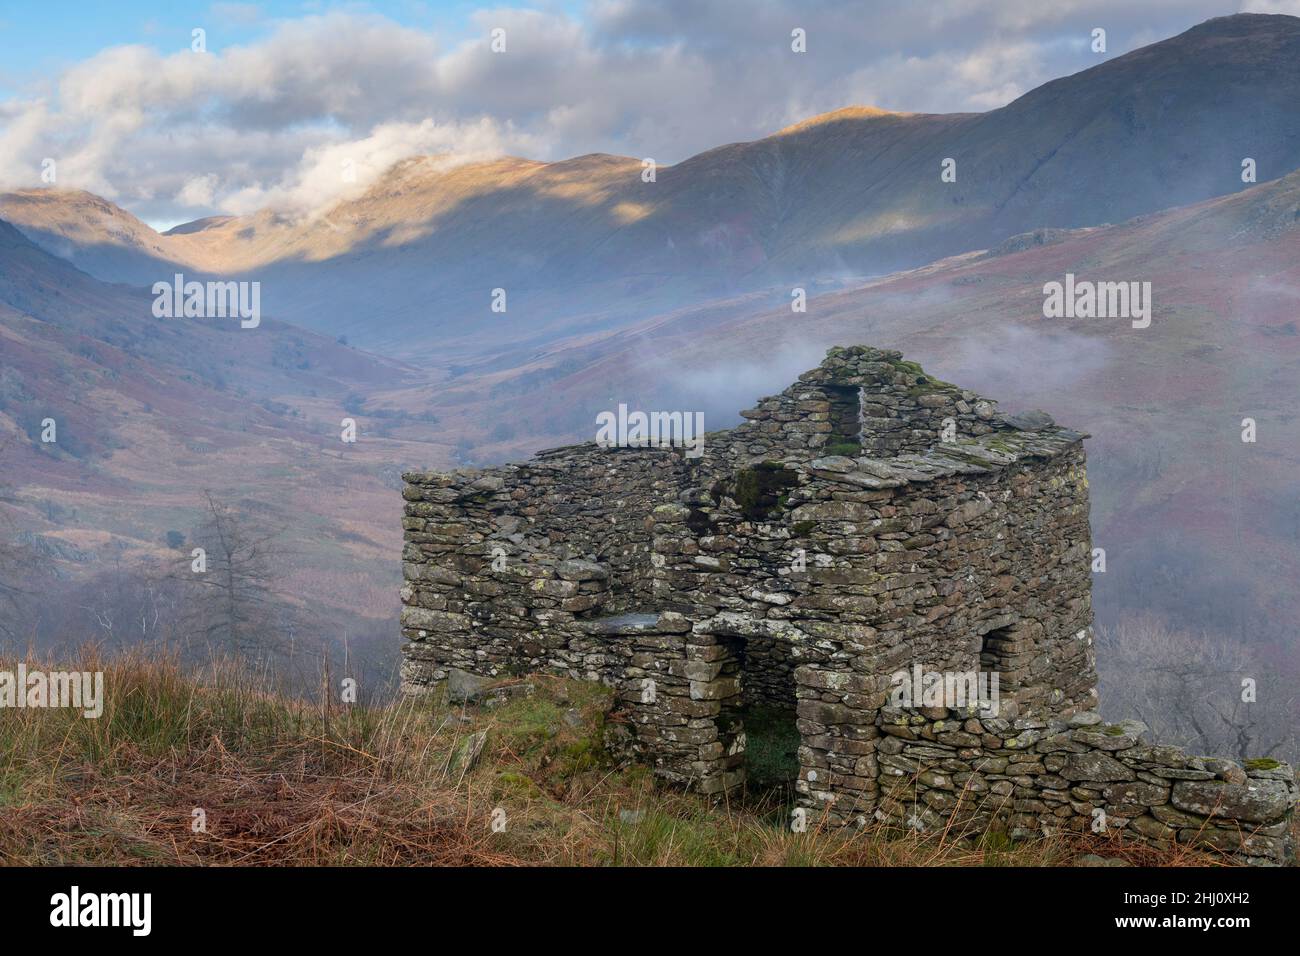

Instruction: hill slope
[0,218,442,630]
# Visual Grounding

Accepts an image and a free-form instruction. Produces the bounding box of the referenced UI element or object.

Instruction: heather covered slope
[5,14,1300,356]
[0,219,444,631]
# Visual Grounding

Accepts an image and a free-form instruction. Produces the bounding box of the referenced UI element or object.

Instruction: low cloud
[641,337,831,428]
[942,324,1111,403]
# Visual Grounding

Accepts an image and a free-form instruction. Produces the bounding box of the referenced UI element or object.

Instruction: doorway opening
[722,632,800,815]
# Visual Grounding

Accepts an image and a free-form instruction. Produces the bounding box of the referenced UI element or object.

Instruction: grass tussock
[0,651,1241,866]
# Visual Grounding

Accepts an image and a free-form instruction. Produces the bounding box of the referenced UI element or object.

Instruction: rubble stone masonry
[399,346,1296,864]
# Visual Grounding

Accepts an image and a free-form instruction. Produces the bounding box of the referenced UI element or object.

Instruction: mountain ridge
[5,13,1300,357]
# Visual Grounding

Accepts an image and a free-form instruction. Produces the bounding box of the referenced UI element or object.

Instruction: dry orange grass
[0,652,1245,867]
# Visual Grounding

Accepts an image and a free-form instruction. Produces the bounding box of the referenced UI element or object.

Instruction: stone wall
[643,429,1097,830]
[398,345,1296,866]
[399,444,699,689]
[875,707,1297,866]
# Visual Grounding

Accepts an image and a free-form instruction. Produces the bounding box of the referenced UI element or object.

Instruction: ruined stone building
[400,346,1295,865]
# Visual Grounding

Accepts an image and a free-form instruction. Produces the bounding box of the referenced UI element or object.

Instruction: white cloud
[221,117,540,215]
[176,173,220,208]
[1242,0,1300,13]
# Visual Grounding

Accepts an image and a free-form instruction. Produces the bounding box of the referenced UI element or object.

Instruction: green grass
[742,706,801,792]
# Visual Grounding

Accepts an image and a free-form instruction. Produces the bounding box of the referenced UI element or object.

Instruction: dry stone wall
[876,707,1297,866]
[400,445,697,685]
[647,438,1098,830]
[399,345,1296,865]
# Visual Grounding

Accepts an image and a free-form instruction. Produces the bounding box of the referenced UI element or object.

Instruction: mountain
[5,14,1300,359]
[0,217,444,631]
[4,12,1300,666]
[0,190,213,286]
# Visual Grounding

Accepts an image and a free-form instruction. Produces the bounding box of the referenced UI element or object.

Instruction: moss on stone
[791,520,816,536]
[495,770,545,798]
[892,357,958,393]
[1244,757,1282,771]
[558,734,607,775]
[823,442,861,457]
[726,462,798,521]
[934,448,993,466]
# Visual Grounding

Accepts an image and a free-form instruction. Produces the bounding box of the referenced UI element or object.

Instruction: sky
[2,0,1298,228]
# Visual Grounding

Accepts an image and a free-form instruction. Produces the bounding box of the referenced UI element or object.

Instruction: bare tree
[76,554,176,652]
[179,491,293,663]
[1097,613,1299,764]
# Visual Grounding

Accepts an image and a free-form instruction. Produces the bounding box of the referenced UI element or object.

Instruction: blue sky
[0,2,585,95]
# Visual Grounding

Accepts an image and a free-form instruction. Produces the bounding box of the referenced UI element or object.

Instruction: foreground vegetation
[0,652,1233,866]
